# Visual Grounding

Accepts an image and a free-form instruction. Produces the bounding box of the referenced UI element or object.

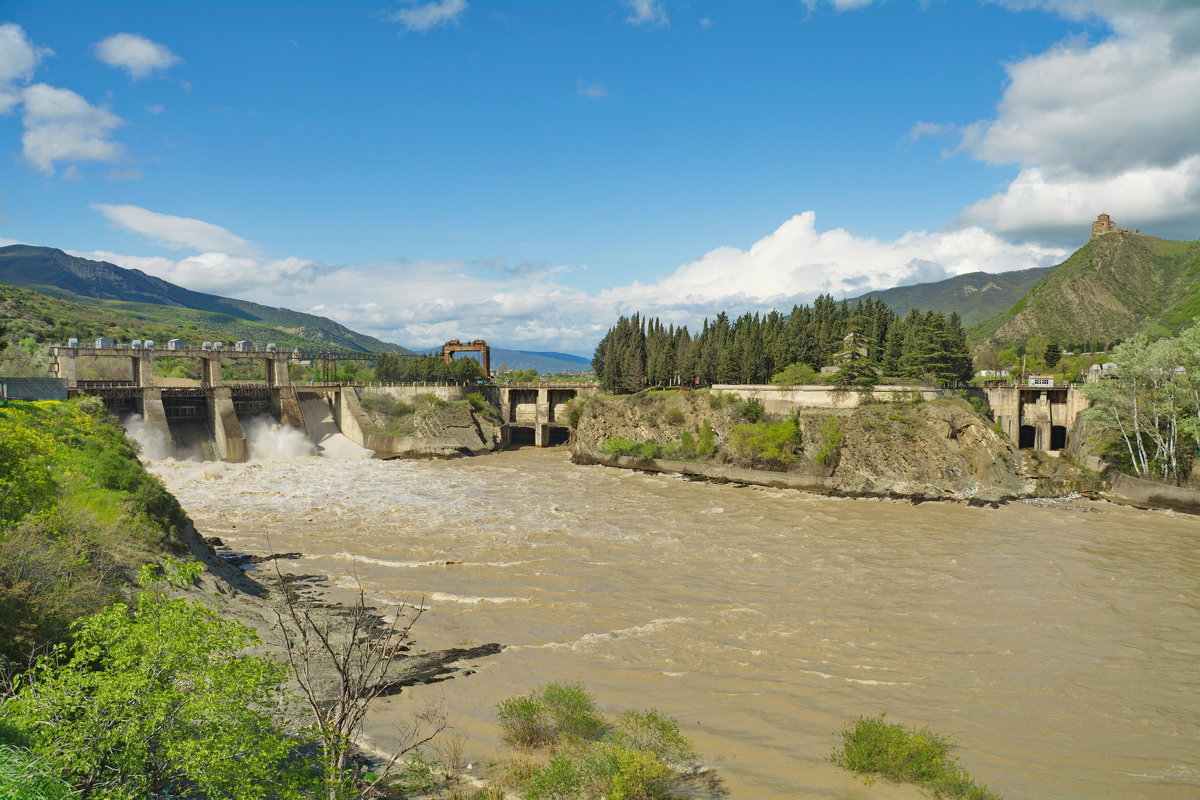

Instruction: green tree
[2,561,313,800]
[451,355,483,382]
[510,368,538,383]
[1044,342,1063,369]
[771,362,818,387]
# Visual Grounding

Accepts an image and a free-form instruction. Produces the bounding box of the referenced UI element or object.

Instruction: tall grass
[0,746,76,800]
[832,714,1001,800]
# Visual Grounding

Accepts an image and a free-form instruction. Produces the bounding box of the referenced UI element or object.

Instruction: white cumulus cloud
[92,203,259,255]
[389,0,468,32]
[624,0,668,27]
[603,212,1067,320]
[21,84,125,174]
[93,33,180,79]
[74,249,332,297]
[66,211,1067,352]
[0,23,51,114]
[952,1,1200,241]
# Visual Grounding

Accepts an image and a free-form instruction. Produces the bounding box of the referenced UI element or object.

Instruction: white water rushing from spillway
[146,448,1200,800]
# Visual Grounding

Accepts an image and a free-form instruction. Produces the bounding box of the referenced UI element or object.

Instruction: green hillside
[0,244,410,353]
[974,232,1200,348]
[0,282,382,352]
[850,266,1052,326]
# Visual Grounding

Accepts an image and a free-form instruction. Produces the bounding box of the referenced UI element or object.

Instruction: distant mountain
[0,244,411,353]
[850,266,1053,326]
[491,348,591,373]
[974,232,1200,348]
[416,346,591,373]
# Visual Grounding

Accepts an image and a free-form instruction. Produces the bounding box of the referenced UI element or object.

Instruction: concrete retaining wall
[711,384,942,415]
[1107,472,1200,515]
[333,387,464,458]
[578,451,835,493]
[361,385,469,402]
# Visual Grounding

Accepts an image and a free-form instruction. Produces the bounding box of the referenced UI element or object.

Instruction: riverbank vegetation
[1082,323,1200,484]
[0,398,460,798]
[832,714,1000,800]
[592,298,973,393]
[581,388,858,474]
[0,397,189,668]
[489,683,708,800]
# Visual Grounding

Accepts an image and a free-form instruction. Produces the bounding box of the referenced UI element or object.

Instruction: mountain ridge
[0,244,411,353]
[973,232,1200,347]
[847,266,1053,326]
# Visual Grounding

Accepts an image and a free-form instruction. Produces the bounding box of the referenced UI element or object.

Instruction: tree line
[592,296,973,393]
[374,352,483,383]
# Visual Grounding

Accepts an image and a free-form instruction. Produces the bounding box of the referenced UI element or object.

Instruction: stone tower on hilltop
[1091,213,1117,238]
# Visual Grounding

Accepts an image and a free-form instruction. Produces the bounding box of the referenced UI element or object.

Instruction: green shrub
[815,417,843,466]
[696,420,718,458]
[498,683,608,750]
[1,561,316,799]
[414,392,446,408]
[678,431,697,458]
[465,392,489,413]
[498,686,698,800]
[524,751,586,800]
[567,398,587,428]
[639,443,662,459]
[497,695,554,749]
[664,407,685,426]
[730,418,802,469]
[359,392,413,417]
[601,437,643,457]
[389,751,441,794]
[612,709,697,764]
[737,399,765,422]
[540,683,608,742]
[706,391,733,410]
[771,362,818,387]
[832,714,1001,800]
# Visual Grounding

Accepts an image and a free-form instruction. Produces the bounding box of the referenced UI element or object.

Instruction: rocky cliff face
[356,390,503,457]
[571,390,1098,501]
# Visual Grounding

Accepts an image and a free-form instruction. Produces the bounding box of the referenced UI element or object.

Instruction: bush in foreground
[496,684,701,800]
[832,714,1000,799]
[2,561,316,799]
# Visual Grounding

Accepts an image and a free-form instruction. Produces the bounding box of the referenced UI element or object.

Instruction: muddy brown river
[148,447,1200,799]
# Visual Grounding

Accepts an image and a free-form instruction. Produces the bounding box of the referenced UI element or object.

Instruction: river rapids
[145,437,1200,799]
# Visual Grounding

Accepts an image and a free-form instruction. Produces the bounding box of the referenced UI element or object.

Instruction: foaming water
[122,414,173,460]
[148,449,1200,799]
[244,417,318,461]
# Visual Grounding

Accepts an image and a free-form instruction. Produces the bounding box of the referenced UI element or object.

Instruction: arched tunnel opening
[547,426,571,446]
[1019,425,1036,449]
[1050,425,1067,451]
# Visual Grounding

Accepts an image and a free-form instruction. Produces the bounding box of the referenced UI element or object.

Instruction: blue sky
[2,1,1199,354]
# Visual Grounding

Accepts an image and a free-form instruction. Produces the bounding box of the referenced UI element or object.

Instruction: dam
[48,344,596,461]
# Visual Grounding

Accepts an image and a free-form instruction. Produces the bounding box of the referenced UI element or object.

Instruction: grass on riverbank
[832,714,1000,800]
[486,683,708,800]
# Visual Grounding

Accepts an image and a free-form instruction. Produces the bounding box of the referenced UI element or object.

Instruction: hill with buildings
[974,220,1200,348]
[0,244,410,353]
